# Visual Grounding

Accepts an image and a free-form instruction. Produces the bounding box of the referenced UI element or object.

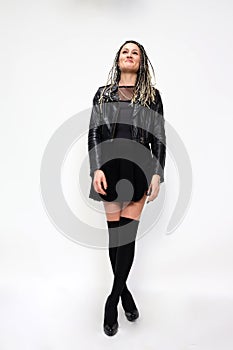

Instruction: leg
[103,216,140,332]
[104,194,147,306]
[102,201,121,335]
[103,196,147,334]
[106,218,138,315]
[117,193,147,318]
[103,200,140,296]
[104,201,132,296]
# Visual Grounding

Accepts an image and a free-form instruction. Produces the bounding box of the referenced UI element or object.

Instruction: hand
[93,170,108,196]
[146,174,160,203]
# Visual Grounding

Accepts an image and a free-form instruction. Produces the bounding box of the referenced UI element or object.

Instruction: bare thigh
[103,201,122,221]
[103,193,147,221]
[121,193,147,220]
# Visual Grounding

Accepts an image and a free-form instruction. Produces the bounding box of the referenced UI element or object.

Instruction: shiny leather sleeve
[150,90,166,183]
[88,88,103,177]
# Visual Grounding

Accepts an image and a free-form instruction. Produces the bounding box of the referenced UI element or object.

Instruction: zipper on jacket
[111,103,120,141]
[111,122,117,141]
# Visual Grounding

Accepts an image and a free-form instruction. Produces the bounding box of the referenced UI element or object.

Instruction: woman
[88,40,166,336]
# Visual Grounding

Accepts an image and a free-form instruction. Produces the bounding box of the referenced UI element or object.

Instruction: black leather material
[88,84,166,183]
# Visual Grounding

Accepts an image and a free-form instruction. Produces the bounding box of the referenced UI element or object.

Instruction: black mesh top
[114,86,135,139]
[118,85,135,102]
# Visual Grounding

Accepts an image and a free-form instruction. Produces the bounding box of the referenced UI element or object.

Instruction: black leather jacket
[88,84,166,183]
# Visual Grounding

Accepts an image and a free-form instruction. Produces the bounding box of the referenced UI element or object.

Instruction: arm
[150,90,166,183]
[88,88,103,177]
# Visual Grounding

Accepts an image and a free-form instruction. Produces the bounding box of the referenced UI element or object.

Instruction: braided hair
[99,40,157,108]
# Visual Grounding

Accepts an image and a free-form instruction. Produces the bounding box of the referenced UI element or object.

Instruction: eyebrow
[122,47,139,52]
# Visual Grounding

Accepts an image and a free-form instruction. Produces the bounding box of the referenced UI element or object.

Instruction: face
[118,43,141,74]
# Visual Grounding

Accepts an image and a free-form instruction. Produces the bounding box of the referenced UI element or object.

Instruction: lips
[126,59,133,63]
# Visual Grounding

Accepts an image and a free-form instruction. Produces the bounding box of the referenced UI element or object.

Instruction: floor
[1,279,232,350]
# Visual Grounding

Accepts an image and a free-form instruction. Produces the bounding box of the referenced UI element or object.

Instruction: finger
[97,182,107,195]
[94,179,107,195]
[97,184,107,195]
[102,177,108,190]
[148,186,160,202]
[146,184,152,196]
[100,182,107,195]
[147,185,156,201]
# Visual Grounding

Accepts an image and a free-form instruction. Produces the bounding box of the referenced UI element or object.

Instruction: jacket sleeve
[88,88,103,177]
[150,90,166,183]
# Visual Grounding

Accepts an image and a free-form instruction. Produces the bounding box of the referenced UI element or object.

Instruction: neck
[118,72,137,86]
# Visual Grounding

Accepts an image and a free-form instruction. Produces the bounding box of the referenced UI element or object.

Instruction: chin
[121,67,138,73]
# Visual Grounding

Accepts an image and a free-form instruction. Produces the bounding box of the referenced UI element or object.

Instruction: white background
[1,0,233,349]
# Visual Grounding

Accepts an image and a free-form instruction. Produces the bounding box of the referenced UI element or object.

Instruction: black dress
[89,86,152,203]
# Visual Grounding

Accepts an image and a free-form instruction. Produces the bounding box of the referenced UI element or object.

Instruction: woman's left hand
[146,174,160,203]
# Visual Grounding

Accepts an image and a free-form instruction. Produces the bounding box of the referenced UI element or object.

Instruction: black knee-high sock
[109,216,139,303]
[104,217,139,324]
[107,219,138,312]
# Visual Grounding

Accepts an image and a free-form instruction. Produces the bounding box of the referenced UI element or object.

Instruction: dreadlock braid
[98,40,157,108]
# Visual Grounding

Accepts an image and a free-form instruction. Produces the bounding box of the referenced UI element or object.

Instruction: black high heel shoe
[124,308,139,322]
[103,321,118,336]
[103,296,119,336]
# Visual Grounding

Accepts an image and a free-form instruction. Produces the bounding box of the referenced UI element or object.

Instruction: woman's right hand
[93,170,108,196]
